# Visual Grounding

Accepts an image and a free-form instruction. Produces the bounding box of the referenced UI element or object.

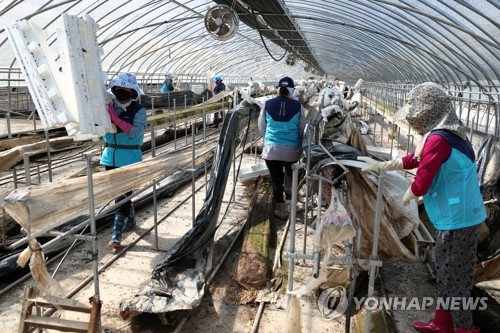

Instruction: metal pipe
[151,97,156,156]
[191,122,196,227]
[287,162,301,301]
[44,130,53,182]
[12,167,17,189]
[174,99,177,150]
[84,153,100,301]
[185,95,188,146]
[303,124,313,258]
[364,168,386,333]
[23,154,31,186]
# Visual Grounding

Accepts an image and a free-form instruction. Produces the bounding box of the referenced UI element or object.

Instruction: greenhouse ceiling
[0,0,499,91]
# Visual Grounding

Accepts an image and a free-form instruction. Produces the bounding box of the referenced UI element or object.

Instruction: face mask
[117,100,132,109]
[112,88,132,102]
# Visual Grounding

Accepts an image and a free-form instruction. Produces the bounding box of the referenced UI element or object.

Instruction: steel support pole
[287,163,301,301]
[191,123,196,227]
[364,168,386,333]
[173,99,177,150]
[23,154,31,186]
[44,130,53,182]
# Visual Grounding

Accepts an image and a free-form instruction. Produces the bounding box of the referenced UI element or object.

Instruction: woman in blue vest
[258,76,306,219]
[161,72,175,93]
[101,72,148,248]
[360,82,485,333]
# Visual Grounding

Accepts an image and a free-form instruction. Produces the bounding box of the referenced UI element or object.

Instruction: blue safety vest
[423,130,486,230]
[100,101,145,167]
[264,97,301,147]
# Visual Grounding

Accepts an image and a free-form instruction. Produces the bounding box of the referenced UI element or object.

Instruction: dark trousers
[265,159,295,203]
[105,165,133,216]
[435,224,479,329]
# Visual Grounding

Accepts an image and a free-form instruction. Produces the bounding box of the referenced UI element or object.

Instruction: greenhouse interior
[0,1,499,332]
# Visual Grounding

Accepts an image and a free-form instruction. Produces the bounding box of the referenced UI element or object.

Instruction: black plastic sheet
[120,101,260,318]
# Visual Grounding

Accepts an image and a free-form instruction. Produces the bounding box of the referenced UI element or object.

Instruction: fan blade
[210,8,223,20]
[207,19,218,32]
[217,24,230,36]
[222,11,234,25]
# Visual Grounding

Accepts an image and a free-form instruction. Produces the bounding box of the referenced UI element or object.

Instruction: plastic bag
[314,187,356,248]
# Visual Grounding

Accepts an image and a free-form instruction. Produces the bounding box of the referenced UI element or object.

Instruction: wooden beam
[0,137,79,172]
[3,144,214,239]
[23,315,89,333]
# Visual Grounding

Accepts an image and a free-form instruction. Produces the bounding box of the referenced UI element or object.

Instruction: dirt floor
[0,103,498,333]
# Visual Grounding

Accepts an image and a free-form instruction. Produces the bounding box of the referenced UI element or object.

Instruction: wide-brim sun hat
[393,82,452,122]
[107,72,145,97]
[392,81,465,138]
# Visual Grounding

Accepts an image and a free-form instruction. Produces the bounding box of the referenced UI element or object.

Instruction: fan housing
[204,4,239,41]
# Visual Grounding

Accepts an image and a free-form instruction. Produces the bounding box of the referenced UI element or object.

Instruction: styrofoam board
[6,15,113,141]
[5,20,69,128]
[58,14,112,139]
[238,162,269,182]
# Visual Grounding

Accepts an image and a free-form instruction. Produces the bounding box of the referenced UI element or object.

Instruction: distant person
[101,72,148,248]
[258,76,306,219]
[359,82,486,333]
[161,72,175,93]
[213,75,226,95]
[213,75,226,127]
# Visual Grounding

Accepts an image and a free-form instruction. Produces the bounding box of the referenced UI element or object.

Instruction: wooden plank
[3,143,214,239]
[234,178,272,290]
[148,100,230,127]
[0,136,78,172]
[18,285,33,333]
[24,315,88,333]
[27,296,91,313]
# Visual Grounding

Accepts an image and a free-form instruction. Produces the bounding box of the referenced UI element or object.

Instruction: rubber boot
[274,202,289,219]
[413,308,454,333]
[108,215,126,248]
[123,205,136,232]
[455,328,480,333]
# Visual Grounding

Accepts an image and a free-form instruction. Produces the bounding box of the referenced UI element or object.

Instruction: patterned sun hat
[108,72,145,97]
[393,82,465,137]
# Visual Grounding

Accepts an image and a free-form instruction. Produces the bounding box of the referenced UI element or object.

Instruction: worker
[258,76,306,219]
[359,82,486,333]
[161,72,175,93]
[213,75,226,94]
[101,72,148,248]
[213,75,226,127]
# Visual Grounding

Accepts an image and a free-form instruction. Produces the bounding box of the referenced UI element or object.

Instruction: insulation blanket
[120,101,260,318]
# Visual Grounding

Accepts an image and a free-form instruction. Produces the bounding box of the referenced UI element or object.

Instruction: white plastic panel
[5,14,112,140]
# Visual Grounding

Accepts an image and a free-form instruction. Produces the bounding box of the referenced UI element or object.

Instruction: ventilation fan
[205,4,239,41]
[286,54,296,66]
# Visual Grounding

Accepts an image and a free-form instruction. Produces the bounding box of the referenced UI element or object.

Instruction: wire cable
[248,3,287,62]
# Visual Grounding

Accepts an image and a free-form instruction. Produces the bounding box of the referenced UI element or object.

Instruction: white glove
[357,156,404,172]
[402,187,418,206]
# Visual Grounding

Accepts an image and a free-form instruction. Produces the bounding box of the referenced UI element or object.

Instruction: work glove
[402,187,418,206]
[108,101,133,135]
[357,156,404,172]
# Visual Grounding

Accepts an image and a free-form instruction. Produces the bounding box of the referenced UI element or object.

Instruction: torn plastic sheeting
[120,102,260,318]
